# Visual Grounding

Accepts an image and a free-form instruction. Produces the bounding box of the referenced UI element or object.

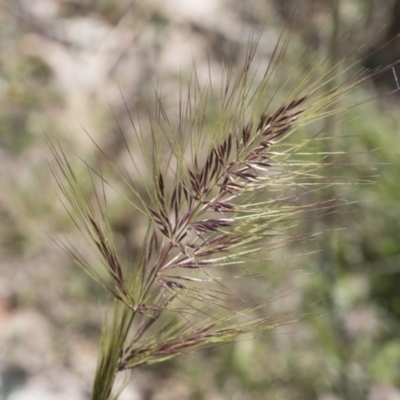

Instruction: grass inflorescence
[48,30,394,400]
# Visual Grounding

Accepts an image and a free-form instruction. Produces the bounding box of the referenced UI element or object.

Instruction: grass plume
[48,29,394,399]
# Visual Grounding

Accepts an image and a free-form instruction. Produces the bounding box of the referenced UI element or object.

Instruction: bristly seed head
[48,28,392,397]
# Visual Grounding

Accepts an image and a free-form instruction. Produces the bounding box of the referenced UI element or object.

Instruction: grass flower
[47,30,393,400]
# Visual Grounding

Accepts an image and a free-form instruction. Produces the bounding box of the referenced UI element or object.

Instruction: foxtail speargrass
[47,30,395,399]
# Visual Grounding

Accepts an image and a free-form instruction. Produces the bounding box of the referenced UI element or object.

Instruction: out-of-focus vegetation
[1,1,400,399]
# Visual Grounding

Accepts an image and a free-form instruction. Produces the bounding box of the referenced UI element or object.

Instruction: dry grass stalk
[48,30,393,400]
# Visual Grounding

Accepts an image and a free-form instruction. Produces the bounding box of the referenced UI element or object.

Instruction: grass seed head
[48,28,396,400]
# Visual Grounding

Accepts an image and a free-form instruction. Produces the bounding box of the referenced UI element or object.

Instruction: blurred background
[1,0,400,399]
